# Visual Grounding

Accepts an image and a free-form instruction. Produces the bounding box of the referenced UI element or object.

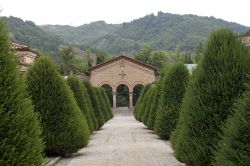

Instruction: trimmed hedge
[0,19,44,165]
[67,76,96,132]
[142,85,156,126]
[154,63,189,140]
[171,29,250,165]
[27,56,90,156]
[213,87,250,165]
[84,81,105,129]
[95,87,109,122]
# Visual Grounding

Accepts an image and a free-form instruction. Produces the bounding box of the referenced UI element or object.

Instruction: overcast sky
[1,0,250,27]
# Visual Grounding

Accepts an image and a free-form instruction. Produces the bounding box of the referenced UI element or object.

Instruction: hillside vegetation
[2,12,249,60]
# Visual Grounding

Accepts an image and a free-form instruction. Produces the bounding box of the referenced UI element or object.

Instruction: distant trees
[0,18,44,166]
[27,56,90,156]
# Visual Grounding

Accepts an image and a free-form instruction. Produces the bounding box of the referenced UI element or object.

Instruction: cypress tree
[137,86,155,122]
[134,84,151,120]
[213,87,250,165]
[142,85,156,126]
[100,88,113,119]
[154,63,189,140]
[26,56,90,156]
[95,87,109,122]
[67,76,95,132]
[0,18,44,166]
[171,29,250,165]
[84,81,105,129]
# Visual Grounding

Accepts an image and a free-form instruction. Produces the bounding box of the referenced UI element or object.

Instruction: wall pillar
[112,92,117,109]
[129,92,133,109]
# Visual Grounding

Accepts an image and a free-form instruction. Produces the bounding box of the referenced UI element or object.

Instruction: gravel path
[55,108,184,166]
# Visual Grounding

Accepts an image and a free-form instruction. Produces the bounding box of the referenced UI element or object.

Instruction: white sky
[1,0,250,27]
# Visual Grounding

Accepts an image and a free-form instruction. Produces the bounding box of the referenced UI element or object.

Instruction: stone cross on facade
[119,71,126,79]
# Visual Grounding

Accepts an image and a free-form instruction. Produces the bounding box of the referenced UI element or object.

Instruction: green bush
[137,86,155,122]
[213,87,250,165]
[27,56,90,156]
[134,84,151,120]
[0,19,44,166]
[142,85,156,126]
[100,88,113,119]
[84,81,105,129]
[95,87,109,122]
[146,82,162,130]
[67,76,96,132]
[171,29,250,165]
[154,63,189,140]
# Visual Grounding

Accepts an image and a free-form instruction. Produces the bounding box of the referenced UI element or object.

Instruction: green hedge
[100,88,113,119]
[0,19,44,166]
[171,29,250,165]
[27,56,90,156]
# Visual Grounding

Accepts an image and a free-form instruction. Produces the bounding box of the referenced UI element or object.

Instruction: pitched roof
[89,55,158,72]
[11,43,37,54]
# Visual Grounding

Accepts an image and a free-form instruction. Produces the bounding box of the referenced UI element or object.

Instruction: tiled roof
[11,43,37,54]
[89,55,158,72]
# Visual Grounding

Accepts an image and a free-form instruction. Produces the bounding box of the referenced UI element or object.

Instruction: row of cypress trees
[0,19,113,165]
[133,62,189,140]
[134,29,250,165]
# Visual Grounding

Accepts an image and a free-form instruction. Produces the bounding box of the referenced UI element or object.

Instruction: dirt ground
[55,108,185,166]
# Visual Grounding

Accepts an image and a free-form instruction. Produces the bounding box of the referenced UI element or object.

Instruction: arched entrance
[133,84,144,106]
[116,84,129,107]
[89,55,157,109]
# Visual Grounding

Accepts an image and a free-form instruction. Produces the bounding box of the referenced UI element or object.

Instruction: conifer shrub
[213,87,250,166]
[100,88,113,119]
[134,84,151,120]
[0,19,44,166]
[26,56,90,156]
[154,63,189,140]
[171,29,250,165]
[84,81,105,128]
[142,85,156,126]
[146,82,162,130]
[67,76,95,132]
[137,86,155,122]
[95,88,109,122]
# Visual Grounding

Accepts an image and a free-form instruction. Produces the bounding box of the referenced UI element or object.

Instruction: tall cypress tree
[213,86,250,165]
[95,87,109,122]
[0,19,44,165]
[171,29,250,165]
[100,88,113,119]
[84,81,105,129]
[26,56,90,156]
[67,76,95,132]
[154,62,189,140]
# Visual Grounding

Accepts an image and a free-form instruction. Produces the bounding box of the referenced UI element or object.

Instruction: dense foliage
[100,88,113,119]
[154,63,189,140]
[3,13,248,60]
[95,88,110,122]
[0,19,44,166]
[26,56,90,156]
[67,76,96,132]
[213,87,250,165]
[84,81,105,129]
[171,29,250,165]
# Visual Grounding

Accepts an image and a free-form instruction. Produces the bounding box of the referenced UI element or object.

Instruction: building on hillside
[239,31,250,46]
[11,43,38,72]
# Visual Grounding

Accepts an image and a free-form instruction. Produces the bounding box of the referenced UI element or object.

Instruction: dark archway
[133,84,144,106]
[116,84,129,107]
[101,84,113,106]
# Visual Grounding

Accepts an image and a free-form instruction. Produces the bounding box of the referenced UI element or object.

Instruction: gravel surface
[55,108,185,166]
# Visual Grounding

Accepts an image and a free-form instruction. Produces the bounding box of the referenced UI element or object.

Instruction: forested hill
[2,12,249,60]
[41,12,249,54]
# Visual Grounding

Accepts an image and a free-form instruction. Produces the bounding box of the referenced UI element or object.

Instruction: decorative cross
[119,71,126,79]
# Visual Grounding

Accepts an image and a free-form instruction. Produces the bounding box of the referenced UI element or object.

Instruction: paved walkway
[55,108,184,166]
